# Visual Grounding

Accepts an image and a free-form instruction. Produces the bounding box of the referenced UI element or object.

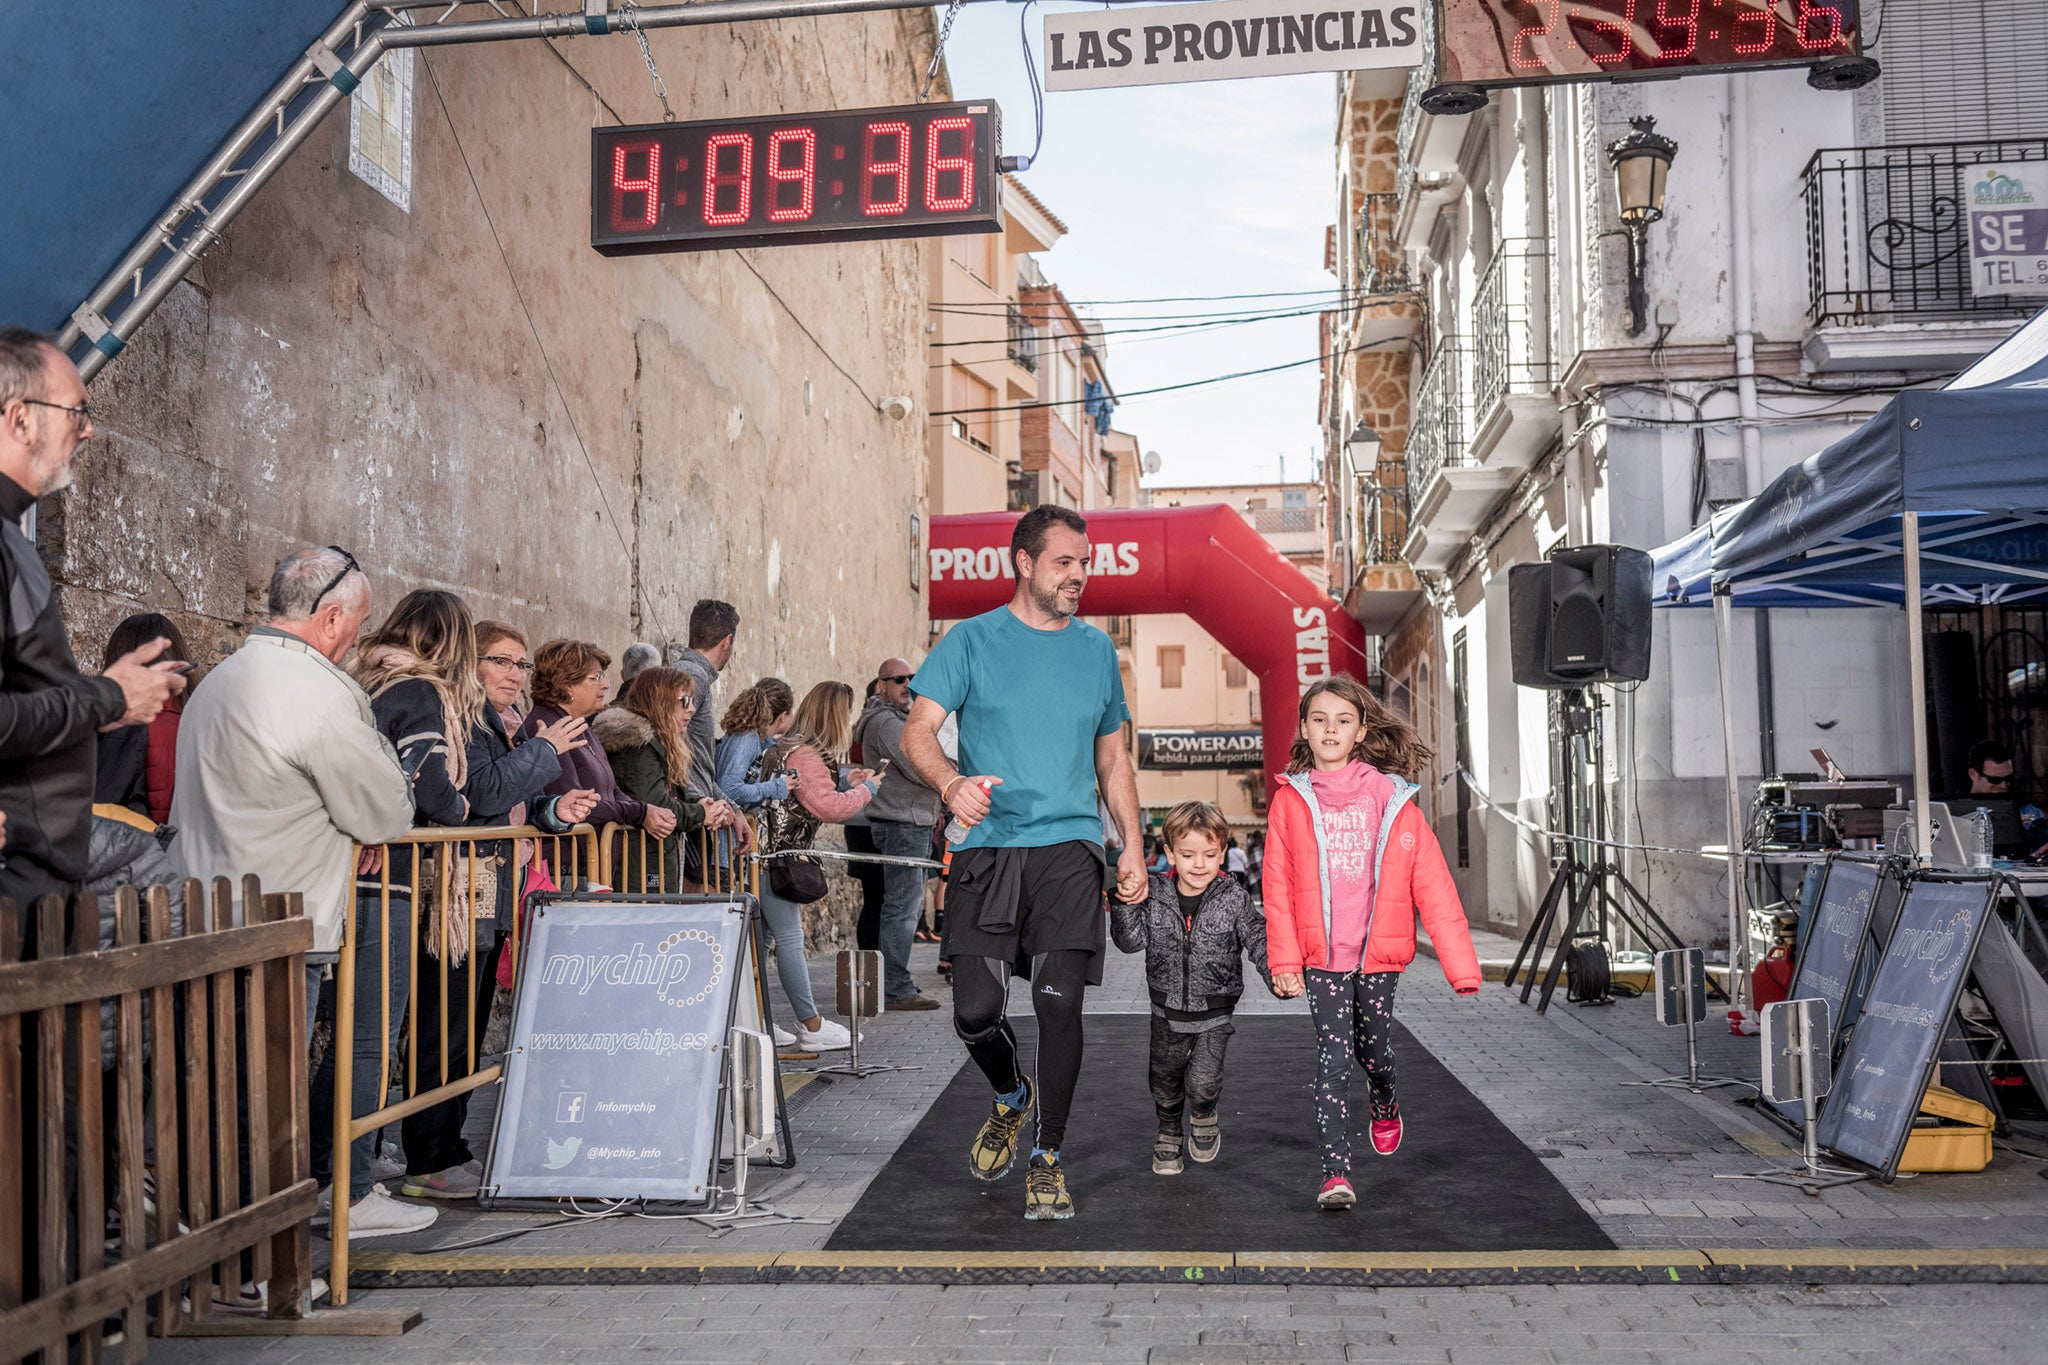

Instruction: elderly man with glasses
[0,326,187,907]
[850,656,944,1011]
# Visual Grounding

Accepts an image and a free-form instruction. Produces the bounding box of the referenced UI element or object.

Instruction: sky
[939,3,1340,490]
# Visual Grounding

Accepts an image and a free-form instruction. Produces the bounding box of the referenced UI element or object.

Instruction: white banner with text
[1042,0,1424,92]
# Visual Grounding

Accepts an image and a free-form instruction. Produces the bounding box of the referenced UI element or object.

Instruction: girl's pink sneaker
[1370,1116,1404,1155]
[1317,1175,1356,1209]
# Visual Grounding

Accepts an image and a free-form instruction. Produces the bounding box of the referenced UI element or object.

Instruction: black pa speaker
[1509,545,1653,688]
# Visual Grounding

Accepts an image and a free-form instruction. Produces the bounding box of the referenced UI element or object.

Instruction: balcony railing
[1362,459,1409,564]
[1249,505,1319,535]
[1006,304,1039,371]
[1356,192,1412,295]
[1803,139,2048,327]
[1393,17,1437,203]
[1405,338,1469,520]
[1472,239,1550,408]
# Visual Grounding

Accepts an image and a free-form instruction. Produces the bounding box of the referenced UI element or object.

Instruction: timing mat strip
[344,1247,2048,1289]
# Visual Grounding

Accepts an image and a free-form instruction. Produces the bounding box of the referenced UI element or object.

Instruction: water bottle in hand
[945,779,993,847]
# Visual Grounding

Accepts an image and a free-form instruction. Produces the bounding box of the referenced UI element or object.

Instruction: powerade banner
[1138,727,1264,771]
[486,898,749,1202]
[1816,879,1993,1178]
[1966,163,2048,297]
[1042,0,1423,92]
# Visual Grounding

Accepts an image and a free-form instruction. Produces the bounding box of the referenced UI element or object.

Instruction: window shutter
[1876,1,2048,142]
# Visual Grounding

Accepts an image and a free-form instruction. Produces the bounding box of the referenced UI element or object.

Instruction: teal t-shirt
[913,606,1130,851]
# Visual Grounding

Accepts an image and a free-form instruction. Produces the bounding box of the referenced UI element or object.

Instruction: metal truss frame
[61,0,984,380]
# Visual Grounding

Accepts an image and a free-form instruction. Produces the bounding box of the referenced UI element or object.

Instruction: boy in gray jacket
[1109,800,1272,1175]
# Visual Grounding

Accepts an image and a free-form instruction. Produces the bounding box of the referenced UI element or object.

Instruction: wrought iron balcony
[1356,192,1412,295]
[1803,139,2048,327]
[1006,304,1039,372]
[1472,239,1550,408]
[1404,338,1469,521]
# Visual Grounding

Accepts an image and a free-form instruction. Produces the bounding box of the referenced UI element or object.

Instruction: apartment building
[1321,5,2047,942]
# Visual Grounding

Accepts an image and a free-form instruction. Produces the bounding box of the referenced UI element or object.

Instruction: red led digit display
[590,100,1003,255]
[1440,0,1859,86]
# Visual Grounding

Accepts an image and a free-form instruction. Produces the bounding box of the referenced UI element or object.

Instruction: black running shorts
[939,841,1109,984]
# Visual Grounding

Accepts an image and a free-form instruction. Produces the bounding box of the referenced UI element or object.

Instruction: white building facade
[1324,6,2048,943]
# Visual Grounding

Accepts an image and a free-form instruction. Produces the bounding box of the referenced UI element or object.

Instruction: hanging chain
[618,2,678,122]
[919,0,966,102]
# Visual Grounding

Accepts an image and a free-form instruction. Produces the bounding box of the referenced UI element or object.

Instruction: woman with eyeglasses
[594,666,744,894]
[518,640,677,844]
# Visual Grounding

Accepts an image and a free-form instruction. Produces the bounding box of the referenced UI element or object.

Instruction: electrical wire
[1016,0,1046,168]
[420,50,666,640]
[926,336,1412,417]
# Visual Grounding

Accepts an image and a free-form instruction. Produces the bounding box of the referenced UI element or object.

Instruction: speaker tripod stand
[1502,689,1719,1014]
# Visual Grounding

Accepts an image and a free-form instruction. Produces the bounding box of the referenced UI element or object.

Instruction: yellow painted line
[776,1251,1233,1269]
[1237,1250,1712,1271]
[349,1252,777,1272]
[781,1072,819,1098]
[1732,1130,1797,1157]
[1701,1248,2048,1268]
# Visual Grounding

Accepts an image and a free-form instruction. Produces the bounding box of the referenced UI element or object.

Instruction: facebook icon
[556,1092,586,1124]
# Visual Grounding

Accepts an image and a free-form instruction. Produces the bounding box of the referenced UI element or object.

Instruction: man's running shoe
[1024,1152,1074,1220]
[968,1078,1034,1182]
[1370,1114,1404,1156]
[1317,1175,1356,1209]
[1152,1130,1184,1176]
[1188,1113,1222,1163]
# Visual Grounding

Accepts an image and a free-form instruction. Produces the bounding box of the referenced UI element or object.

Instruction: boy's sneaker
[1370,1114,1404,1156]
[401,1160,482,1200]
[1023,1152,1074,1220]
[797,1019,857,1052]
[968,1078,1034,1182]
[336,1184,439,1239]
[1152,1131,1185,1176]
[1317,1175,1356,1210]
[1188,1113,1222,1163]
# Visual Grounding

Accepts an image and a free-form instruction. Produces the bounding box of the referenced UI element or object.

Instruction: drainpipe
[1728,76,1764,495]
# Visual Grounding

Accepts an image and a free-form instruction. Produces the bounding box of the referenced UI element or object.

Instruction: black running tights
[952,951,1090,1152]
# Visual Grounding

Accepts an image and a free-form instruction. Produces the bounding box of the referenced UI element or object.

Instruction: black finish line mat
[824,1014,1612,1254]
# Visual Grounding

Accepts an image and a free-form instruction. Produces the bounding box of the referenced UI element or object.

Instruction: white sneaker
[371,1151,407,1182]
[338,1184,439,1240]
[773,1025,798,1048]
[797,1019,859,1052]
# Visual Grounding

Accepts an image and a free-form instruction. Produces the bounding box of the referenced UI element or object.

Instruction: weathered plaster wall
[57,12,938,706]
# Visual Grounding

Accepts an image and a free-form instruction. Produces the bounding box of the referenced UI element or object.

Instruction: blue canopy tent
[1650,307,2048,990]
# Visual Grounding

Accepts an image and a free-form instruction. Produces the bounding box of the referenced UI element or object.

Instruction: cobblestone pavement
[139,926,2048,1361]
[151,1280,2048,1362]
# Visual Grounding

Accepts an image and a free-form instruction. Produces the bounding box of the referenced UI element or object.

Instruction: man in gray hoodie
[851,657,942,1009]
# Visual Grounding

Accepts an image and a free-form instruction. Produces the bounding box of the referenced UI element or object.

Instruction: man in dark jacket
[0,326,185,906]
[851,656,943,1010]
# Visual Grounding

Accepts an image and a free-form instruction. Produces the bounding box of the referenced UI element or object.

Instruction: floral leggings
[1304,968,1399,1175]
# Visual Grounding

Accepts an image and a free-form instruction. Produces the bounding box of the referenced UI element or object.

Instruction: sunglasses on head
[310,546,360,612]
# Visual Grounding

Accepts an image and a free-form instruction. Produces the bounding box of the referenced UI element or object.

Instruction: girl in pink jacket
[1264,674,1481,1210]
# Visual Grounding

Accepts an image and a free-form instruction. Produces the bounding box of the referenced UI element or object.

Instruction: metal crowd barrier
[328,823,597,1303]
[0,877,386,1357]
[597,822,758,898]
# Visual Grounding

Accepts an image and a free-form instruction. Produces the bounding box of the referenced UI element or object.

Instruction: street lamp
[1345,421,1382,469]
[1605,115,1677,337]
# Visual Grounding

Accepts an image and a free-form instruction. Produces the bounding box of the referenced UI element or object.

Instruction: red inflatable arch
[927,506,1372,798]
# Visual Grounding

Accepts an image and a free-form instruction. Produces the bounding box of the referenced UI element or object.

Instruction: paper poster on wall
[1966,163,2048,297]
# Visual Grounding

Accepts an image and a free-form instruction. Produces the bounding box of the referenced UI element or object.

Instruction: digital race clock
[1436,0,1862,86]
[590,100,1003,255]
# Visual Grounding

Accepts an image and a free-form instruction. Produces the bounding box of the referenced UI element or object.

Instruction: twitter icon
[544,1135,582,1170]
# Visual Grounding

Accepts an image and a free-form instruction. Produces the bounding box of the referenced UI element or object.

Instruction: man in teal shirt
[903,505,1147,1221]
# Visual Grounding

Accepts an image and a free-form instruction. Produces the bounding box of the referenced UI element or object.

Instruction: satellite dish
[1142,450,1162,475]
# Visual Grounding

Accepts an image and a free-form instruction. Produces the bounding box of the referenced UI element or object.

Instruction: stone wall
[53,13,939,703]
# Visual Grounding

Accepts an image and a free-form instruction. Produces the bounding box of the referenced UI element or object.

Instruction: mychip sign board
[1042,0,1424,92]
[1138,728,1264,771]
[1816,878,1994,1179]
[485,897,750,1203]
